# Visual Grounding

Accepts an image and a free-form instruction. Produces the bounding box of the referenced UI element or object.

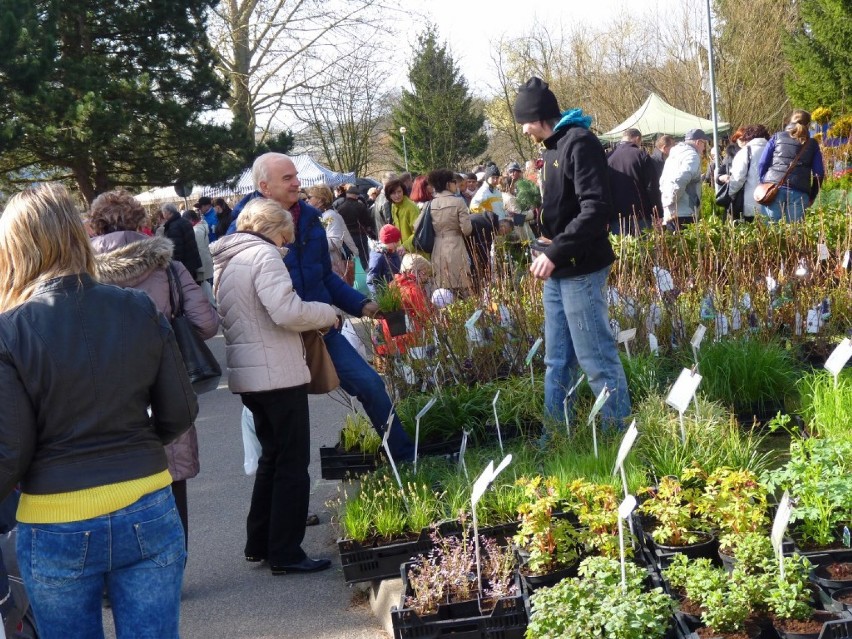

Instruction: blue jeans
[17,487,185,639]
[324,330,415,462]
[543,265,631,429]
[761,186,807,222]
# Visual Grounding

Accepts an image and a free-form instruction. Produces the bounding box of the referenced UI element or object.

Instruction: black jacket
[337,197,376,239]
[163,212,203,279]
[0,274,197,498]
[607,141,661,223]
[541,125,616,278]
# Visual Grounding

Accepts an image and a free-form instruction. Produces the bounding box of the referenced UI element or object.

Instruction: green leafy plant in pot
[695,467,770,556]
[513,476,580,588]
[374,281,407,336]
[639,468,715,554]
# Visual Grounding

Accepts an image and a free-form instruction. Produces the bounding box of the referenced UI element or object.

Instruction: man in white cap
[659,128,710,231]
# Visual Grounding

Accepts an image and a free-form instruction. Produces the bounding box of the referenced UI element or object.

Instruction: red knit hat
[379,224,401,244]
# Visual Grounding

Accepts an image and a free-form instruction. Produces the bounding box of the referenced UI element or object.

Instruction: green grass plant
[798,369,852,441]
[632,393,776,480]
[691,337,799,417]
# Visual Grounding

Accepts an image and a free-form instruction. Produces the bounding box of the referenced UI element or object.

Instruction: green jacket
[391,196,421,252]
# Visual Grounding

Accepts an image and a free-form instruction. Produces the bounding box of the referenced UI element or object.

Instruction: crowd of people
[0,69,828,638]
[608,109,824,232]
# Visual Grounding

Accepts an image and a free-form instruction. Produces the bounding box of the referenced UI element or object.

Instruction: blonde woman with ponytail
[756,109,825,222]
[0,184,196,639]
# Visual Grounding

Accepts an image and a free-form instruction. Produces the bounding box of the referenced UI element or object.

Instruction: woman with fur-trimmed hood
[89,190,219,552]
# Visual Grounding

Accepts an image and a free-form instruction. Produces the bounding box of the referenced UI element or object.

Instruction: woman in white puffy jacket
[719,124,770,221]
[211,198,338,576]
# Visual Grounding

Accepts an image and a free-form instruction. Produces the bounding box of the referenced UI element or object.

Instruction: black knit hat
[513,77,561,124]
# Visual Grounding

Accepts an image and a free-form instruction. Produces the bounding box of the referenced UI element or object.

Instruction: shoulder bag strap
[773,139,810,187]
[165,262,186,318]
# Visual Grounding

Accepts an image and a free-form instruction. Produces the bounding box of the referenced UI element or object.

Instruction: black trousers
[240,385,310,565]
[353,233,370,271]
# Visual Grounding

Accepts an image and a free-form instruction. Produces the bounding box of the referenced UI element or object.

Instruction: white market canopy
[134,154,356,204]
[599,92,730,142]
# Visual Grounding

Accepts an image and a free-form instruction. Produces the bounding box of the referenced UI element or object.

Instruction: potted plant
[525,556,673,639]
[512,476,581,592]
[374,281,407,336]
[563,479,629,559]
[762,438,852,552]
[663,553,765,639]
[766,554,841,639]
[392,528,525,638]
[638,470,716,561]
[695,467,770,562]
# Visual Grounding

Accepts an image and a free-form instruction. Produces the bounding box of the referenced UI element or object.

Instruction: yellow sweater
[17,469,173,524]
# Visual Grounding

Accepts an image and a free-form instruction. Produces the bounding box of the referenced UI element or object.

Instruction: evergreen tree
[785,0,852,112]
[0,0,249,203]
[391,27,486,173]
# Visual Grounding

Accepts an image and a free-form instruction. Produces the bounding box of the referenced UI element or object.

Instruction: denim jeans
[240,386,310,564]
[760,186,807,222]
[17,487,185,639]
[323,330,415,462]
[543,265,631,429]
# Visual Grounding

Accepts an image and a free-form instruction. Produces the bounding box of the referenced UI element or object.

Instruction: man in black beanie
[513,77,630,430]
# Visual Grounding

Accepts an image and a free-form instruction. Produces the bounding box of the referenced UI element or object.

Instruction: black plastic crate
[338,529,433,584]
[821,615,852,639]
[319,445,377,480]
[391,562,527,639]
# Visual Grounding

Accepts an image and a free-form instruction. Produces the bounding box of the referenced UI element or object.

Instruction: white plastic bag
[341,318,369,361]
[241,406,261,476]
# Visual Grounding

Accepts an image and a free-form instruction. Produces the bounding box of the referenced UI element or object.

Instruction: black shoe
[270,557,331,575]
[245,555,266,563]
[305,513,320,526]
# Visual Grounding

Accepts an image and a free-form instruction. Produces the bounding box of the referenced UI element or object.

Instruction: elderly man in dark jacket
[606,128,661,235]
[513,77,630,431]
[159,203,203,282]
[227,154,415,467]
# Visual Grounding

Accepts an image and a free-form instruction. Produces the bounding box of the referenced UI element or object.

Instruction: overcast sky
[396,0,681,95]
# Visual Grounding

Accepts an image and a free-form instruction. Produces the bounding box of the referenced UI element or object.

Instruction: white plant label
[806,308,821,334]
[401,363,416,385]
[409,346,429,360]
[824,338,852,376]
[766,272,778,293]
[587,385,611,426]
[471,454,513,507]
[524,337,543,367]
[731,308,742,331]
[413,397,438,473]
[843,251,851,269]
[458,430,470,480]
[690,325,706,350]
[715,315,729,338]
[666,368,702,414]
[613,420,639,475]
[587,385,610,458]
[498,304,512,328]
[470,454,512,598]
[465,309,484,344]
[818,243,830,261]
[653,266,674,293]
[771,491,793,579]
[617,494,637,594]
[381,416,404,494]
[618,328,637,344]
[648,333,659,355]
[492,390,504,456]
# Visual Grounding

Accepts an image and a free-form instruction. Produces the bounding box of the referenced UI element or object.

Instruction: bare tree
[208,0,395,145]
[290,51,392,176]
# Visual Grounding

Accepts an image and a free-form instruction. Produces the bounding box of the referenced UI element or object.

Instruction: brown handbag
[301,330,339,394]
[754,139,811,206]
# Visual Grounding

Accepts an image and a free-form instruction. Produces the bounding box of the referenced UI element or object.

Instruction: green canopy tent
[598,92,730,142]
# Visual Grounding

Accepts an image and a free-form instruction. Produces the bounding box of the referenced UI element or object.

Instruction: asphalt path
[104,332,387,639]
